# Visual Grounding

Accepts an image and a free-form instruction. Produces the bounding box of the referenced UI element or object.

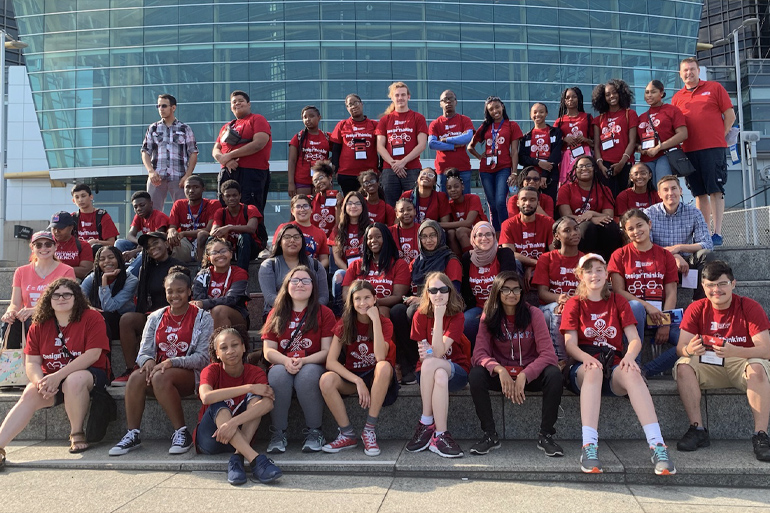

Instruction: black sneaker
[752,431,770,462]
[400,371,417,385]
[169,427,193,454]
[537,433,564,457]
[676,423,710,452]
[109,429,141,456]
[470,432,501,455]
[406,422,435,453]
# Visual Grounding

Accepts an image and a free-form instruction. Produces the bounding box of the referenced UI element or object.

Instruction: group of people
[1,57,768,484]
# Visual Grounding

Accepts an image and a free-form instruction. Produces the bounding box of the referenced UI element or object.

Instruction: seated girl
[561,253,675,476]
[442,168,487,255]
[614,163,661,219]
[405,272,470,458]
[262,266,336,454]
[359,170,395,226]
[319,280,398,457]
[330,191,371,308]
[389,198,419,266]
[196,326,282,485]
[309,160,343,242]
[192,238,250,330]
[400,167,452,224]
[274,194,330,268]
[109,267,213,456]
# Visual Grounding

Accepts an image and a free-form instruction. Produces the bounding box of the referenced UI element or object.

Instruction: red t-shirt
[399,190,451,223]
[289,130,331,185]
[555,113,591,149]
[592,109,639,163]
[376,110,429,170]
[217,113,272,169]
[556,182,614,215]
[197,363,267,420]
[25,309,110,375]
[131,209,171,235]
[13,263,76,308]
[671,80,733,152]
[532,250,584,303]
[342,258,410,298]
[472,120,524,172]
[169,199,216,240]
[154,305,200,362]
[332,316,396,372]
[331,117,380,176]
[525,127,554,158]
[449,194,488,223]
[507,192,555,219]
[467,257,500,308]
[263,305,336,357]
[411,311,470,373]
[311,190,339,240]
[74,210,119,241]
[614,189,661,217]
[329,222,363,266]
[637,104,686,162]
[55,237,94,268]
[390,223,420,265]
[428,114,474,173]
[499,213,554,260]
[608,244,678,302]
[410,257,462,296]
[680,296,770,348]
[273,222,329,261]
[560,293,637,364]
[207,266,249,299]
[367,200,396,226]
[212,204,263,246]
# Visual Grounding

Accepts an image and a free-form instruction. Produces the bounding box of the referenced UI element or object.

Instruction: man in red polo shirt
[671,57,735,247]
[428,90,474,194]
[499,187,554,285]
[49,211,93,279]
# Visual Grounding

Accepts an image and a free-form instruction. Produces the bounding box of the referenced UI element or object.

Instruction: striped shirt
[141,118,198,180]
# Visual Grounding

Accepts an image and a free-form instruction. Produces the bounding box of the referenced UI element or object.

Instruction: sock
[643,423,664,447]
[339,424,355,438]
[364,415,378,431]
[420,415,434,426]
[434,430,444,436]
[695,425,705,431]
[582,426,598,446]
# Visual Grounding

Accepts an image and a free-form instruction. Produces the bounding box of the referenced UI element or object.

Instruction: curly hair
[591,78,634,113]
[32,277,90,325]
[208,325,249,364]
[417,272,465,317]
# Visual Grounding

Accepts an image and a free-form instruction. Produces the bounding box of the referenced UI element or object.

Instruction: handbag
[649,121,696,178]
[0,321,28,388]
[86,386,117,443]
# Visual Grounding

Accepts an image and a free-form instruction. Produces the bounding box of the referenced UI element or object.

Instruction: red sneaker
[322,431,358,453]
[111,366,137,387]
[361,428,380,457]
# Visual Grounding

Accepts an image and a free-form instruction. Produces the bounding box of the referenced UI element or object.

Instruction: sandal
[69,432,89,454]
[0,447,6,470]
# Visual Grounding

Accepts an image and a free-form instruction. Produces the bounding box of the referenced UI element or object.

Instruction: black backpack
[73,209,107,239]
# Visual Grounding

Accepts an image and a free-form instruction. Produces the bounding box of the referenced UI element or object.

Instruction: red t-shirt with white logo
[263,305,336,357]
[390,223,420,265]
[499,213,554,260]
[672,80,733,152]
[331,117,380,176]
[154,305,200,362]
[212,204,263,247]
[197,363,267,421]
[614,189,661,217]
[367,200,396,226]
[532,250,584,304]
[556,182,614,215]
[329,222,364,267]
[207,266,249,299]
[555,113,591,149]
[428,114,474,173]
[74,211,119,241]
[592,109,639,163]
[507,192,555,219]
[311,190,339,240]
[55,236,94,268]
[376,110,429,170]
[608,244,678,303]
[467,257,501,308]
[169,199,216,240]
[449,194,488,223]
[332,316,396,372]
[637,104,686,162]
[342,258,410,298]
[399,190,451,223]
[680,296,770,348]
[472,120,524,173]
[560,293,637,364]
[525,127,553,158]
[131,209,171,235]
[411,311,470,373]
[273,222,329,261]
[410,257,462,296]
[217,113,272,170]
[289,130,331,185]
[25,309,110,374]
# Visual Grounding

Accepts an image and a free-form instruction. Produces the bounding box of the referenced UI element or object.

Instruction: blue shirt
[644,201,713,258]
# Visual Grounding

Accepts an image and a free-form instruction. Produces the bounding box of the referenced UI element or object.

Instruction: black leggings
[389,302,419,374]
[577,220,623,262]
[337,174,362,197]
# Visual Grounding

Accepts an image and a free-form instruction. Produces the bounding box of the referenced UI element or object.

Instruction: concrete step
[3,438,766,487]
[713,246,770,282]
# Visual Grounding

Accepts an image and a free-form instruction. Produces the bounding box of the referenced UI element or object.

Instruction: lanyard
[187,201,204,230]
[213,267,233,295]
[502,318,523,367]
[490,120,503,153]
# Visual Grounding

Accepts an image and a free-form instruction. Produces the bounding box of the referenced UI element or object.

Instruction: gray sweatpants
[267,363,325,431]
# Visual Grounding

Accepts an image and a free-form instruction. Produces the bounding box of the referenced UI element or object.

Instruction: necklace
[168,305,191,327]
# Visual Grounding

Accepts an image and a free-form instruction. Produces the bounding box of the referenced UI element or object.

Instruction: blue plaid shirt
[644,201,713,258]
[141,118,198,180]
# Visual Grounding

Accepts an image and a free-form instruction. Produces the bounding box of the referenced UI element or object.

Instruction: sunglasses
[428,286,450,294]
[156,103,170,108]
[34,241,55,249]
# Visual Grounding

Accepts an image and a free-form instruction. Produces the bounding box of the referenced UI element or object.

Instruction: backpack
[73,209,107,239]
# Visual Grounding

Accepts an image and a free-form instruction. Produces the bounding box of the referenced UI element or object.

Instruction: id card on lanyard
[188,201,204,259]
[353,138,367,160]
[641,114,657,150]
[486,121,503,166]
[600,114,615,151]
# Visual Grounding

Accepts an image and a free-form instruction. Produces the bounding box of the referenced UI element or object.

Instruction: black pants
[688,249,716,300]
[600,160,632,199]
[577,221,623,262]
[218,166,270,248]
[390,302,419,374]
[337,174,362,197]
[468,364,563,436]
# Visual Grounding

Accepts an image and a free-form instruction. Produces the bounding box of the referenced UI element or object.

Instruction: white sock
[582,426,598,446]
[434,430,444,436]
[420,415,434,426]
[643,423,664,447]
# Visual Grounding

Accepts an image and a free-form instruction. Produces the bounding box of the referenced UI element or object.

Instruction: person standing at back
[428,90,474,194]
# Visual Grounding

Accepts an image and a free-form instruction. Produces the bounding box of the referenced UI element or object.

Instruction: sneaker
[429,431,464,458]
[537,433,564,457]
[752,431,770,461]
[361,428,380,456]
[322,430,358,453]
[406,422,435,453]
[251,454,282,484]
[109,429,141,456]
[266,427,287,454]
[470,432,501,455]
[110,366,136,387]
[400,371,417,386]
[302,428,325,453]
[650,443,676,475]
[711,233,723,246]
[168,427,193,454]
[227,454,247,486]
[677,423,711,452]
[580,443,602,473]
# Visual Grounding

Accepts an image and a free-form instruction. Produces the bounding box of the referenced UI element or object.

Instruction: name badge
[648,300,663,311]
[571,146,585,158]
[392,142,405,156]
[700,351,724,366]
[486,156,497,166]
[287,350,306,358]
[354,140,367,160]
[700,335,725,366]
[325,197,337,207]
[347,256,362,267]
[641,136,656,150]
[601,138,615,151]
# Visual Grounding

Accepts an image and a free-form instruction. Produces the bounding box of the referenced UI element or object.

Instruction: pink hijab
[470,221,498,267]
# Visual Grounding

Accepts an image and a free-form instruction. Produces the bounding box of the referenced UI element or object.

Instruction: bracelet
[622,153,631,161]
[684,348,693,357]
[596,158,603,162]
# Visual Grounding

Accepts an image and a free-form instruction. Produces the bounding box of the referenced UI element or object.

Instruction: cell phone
[664,308,684,325]
[701,335,725,348]
[646,313,671,326]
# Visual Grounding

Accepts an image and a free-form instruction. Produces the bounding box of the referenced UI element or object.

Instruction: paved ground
[1,467,769,513]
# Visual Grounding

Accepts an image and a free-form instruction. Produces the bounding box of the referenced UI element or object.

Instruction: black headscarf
[410,220,457,292]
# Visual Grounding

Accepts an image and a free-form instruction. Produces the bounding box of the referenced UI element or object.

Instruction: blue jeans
[540,302,566,361]
[479,167,511,231]
[628,300,681,376]
[644,156,672,187]
[437,169,471,195]
[114,239,136,252]
[416,362,469,393]
[463,306,483,348]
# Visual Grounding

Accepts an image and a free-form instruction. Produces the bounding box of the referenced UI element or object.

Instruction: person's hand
[210,226,230,238]
[524,266,534,288]
[404,296,420,306]
[391,159,407,177]
[597,161,609,178]
[506,173,518,187]
[673,254,690,275]
[148,170,162,187]
[167,231,182,247]
[655,324,671,345]
[644,303,665,325]
[122,249,140,262]
[619,355,640,373]
[591,214,612,226]
[646,145,661,158]
[101,268,121,286]
[284,359,300,375]
[213,420,238,444]
[512,371,527,405]
[610,162,624,176]
[539,161,553,172]
[292,357,304,372]
[149,359,171,380]
[685,335,705,357]
[498,368,515,401]
[16,307,34,322]
[87,239,99,246]
[713,341,736,359]
[563,134,576,146]
[223,157,238,171]
[433,304,446,319]
[665,244,682,255]
[575,212,593,224]
[355,378,371,409]
[139,360,155,385]
[582,355,603,371]
[554,302,565,315]
[557,293,569,306]
[417,340,432,361]
[37,373,62,395]
[288,182,297,198]
[249,383,275,400]
[178,175,191,189]
[1,309,16,323]
[366,306,380,323]
[189,300,204,308]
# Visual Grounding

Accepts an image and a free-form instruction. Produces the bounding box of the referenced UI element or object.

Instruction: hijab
[410,220,455,291]
[470,221,498,267]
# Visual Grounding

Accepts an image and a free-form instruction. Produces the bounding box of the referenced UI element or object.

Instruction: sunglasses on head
[428,286,450,294]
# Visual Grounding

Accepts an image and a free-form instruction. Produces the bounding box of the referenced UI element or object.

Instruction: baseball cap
[49,211,76,229]
[138,231,167,247]
[577,253,606,268]
[31,231,55,244]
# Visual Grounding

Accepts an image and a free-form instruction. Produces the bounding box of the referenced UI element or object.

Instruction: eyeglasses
[523,175,541,182]
[362,180,377,187]
[51,292,74,301]
[156,104,169,109]
[346,100,362,107]
[500,286,523,296]
[294,204,311,210]
[703,281,732,291]
[439,97,456,103]
[289,278,313,286]
[420,172,437,179]
[207,248,231,256]
[428,286,450,294]
[34,241,55,249]
[576,164,594,170]
[347,201,362,207]
[419,232,438,241]
[474,232,495,240]
[283,234,304,242]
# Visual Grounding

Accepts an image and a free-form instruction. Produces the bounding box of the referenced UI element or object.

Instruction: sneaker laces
[757,431,770,447]
[269,427,286,444]
[330,431,353,447]
[583,443,599,459]
[362,429,377,446]
[117,430,137,447]
[303,428,323,442]
[652,444,670,461]
[171,427,188,446]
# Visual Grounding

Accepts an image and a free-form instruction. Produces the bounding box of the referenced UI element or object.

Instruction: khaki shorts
[673,356,770,392]
[170,237,195,263]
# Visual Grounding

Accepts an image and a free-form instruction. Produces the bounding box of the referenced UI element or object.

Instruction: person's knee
[582,365,602,383]
[61,372,91,395]
[374,360,393,380]
[746,364,769,387]
[468,366,488,389]
[210,305,230,322]
[319,371,339,393]
[434,367,449,387]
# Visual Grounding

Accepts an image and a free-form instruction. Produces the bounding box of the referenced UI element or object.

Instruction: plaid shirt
[644,201,713,257]
[141,118,198,180]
